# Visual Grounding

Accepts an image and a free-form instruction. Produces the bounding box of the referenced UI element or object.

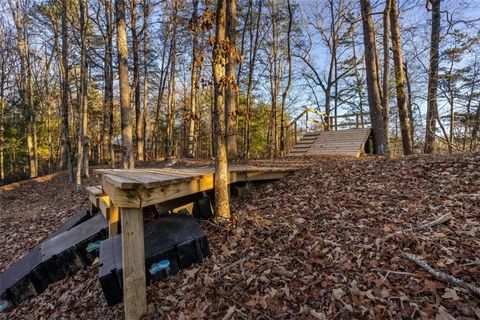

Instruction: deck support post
[120,207,147,320]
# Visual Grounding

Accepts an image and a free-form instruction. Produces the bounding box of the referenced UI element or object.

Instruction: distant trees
[0,0,479,185]
[7,0,38,178]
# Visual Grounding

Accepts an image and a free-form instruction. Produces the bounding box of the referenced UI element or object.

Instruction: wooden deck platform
[289,128,371,157]
[95,165,296,208]
[91,165,295,319]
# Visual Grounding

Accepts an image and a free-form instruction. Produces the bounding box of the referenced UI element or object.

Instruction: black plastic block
[41,214,108,280]
[192,195,213,220]
[0,246,48,306]
[49,209,92,238]
[98,214,210,306]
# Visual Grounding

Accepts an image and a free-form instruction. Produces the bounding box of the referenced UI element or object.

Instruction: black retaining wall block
[0,213,107,309]
[49,209,92,238]
[98,214,210,306]
[192,195,213,220]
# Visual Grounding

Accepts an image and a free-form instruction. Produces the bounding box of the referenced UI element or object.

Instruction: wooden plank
[86,185,102,207]
[99,195,111,218]
[121,207,147,320]
[102,173,143,189]
[109,205,119,237]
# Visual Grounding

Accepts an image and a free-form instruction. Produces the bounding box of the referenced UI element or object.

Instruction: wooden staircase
[289,128,371,157]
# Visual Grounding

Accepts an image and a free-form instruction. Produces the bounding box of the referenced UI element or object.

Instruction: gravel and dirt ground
[1,154,479,319]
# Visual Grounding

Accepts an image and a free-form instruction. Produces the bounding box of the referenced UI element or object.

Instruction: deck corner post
[120,207,147,320]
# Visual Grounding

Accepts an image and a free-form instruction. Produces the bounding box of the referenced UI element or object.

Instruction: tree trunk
[76,0,89,188]
[116,0,134,168]
[360,0,388,155]
[131,0,143,161]
[142,0,150,161]
[382,0,391,142]
[280,0,293,157]
[187,0,199,158]
[8,0,38,178]
[103,0,115,168]
[166,1,178,159]
[424,0,441,154]
[244,0,262,159]
[61,0,73,180]
[389,0,413,155]
[404,61,415,140]
[225,0,238,159]
[213,0,230,220]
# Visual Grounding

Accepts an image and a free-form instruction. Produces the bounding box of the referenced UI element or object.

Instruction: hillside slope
[1,154,479,319]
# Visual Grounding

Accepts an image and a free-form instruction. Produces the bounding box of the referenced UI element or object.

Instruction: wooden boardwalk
[289,128,371,157]
[90,165,296,319]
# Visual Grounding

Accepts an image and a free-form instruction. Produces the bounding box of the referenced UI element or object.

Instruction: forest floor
[1,153,479,319]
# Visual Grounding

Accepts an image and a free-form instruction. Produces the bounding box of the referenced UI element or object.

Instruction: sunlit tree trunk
[213,0,230,220]
[225,0,238,159]
[389,0,413,155]
[116,0,134,168]
[360,0,388,155]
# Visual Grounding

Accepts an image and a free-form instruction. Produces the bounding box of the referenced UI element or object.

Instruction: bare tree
[360,0,388,154]
[116,0,134,168]
[424,0,441,153]
[280,0,293,157]
[225,0,238,159]
[389,0,413,155]
[187,0,200,158]
[213,0,230,219]
[7,0,38,178]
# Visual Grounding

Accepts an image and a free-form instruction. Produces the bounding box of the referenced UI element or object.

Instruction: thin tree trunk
[61,0,73,180]
[382,0,391,142]
[280,0,293,157]
[103,0,115,168]
[244,0,262,159]
[131,0,143,161]
[142,0,150,161]
[213,0,230,220]
[116,0,134,168]
[404,61,415,141]
[187,0,199,158]
[225,0,238,159]
[360,0,388,155]
[166,1,178,159]
[8,0,37,178]
[76,0,89,187]
[389,0,413,155]
[424,0,441,153]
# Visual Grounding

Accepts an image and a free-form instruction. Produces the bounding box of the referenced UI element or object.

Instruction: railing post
[294,122,297,144]
[305,111,308,132]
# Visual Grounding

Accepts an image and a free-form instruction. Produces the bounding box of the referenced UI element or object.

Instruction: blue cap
[149,259,170,274]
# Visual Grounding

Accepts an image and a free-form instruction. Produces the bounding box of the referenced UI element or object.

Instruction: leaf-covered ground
[1,154,479,319]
